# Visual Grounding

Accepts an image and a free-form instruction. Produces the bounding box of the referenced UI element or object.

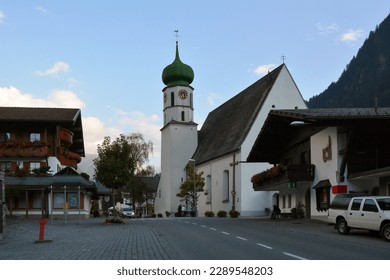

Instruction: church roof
[192,64,285,164]
[162,42,194,87]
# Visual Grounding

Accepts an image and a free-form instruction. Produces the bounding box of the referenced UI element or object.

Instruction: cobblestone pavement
[0,217,181,260]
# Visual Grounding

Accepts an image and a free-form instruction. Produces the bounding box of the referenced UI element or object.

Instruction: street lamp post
[189,159,196,217]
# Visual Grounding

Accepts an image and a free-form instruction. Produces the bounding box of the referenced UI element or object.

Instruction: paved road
[0,216,389,260]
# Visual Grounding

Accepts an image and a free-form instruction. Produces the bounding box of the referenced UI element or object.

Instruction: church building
[154,42,308,216]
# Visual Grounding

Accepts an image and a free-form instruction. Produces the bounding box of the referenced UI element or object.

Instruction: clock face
[178,89,188,100]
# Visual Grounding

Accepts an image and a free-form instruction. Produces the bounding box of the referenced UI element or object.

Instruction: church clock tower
[154,40,198,214]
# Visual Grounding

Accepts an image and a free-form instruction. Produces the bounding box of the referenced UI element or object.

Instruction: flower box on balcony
[0,142,49,157]
[58,148,81,168]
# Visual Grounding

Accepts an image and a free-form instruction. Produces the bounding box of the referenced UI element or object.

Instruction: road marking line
[200,225,207,228]
[221,231,230,235]
[256,243,273,250]
[236,236,248,241]
[283,252,308,260]
[209,227,217,231]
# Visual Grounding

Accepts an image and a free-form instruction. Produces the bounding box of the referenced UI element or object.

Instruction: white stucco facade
[196,65,308,217]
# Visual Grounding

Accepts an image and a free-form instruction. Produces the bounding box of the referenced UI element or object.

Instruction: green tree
[93,133,154,211]
[177,163,205,216]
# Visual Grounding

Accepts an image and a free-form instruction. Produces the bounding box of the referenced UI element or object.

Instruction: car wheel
[337,218,350,235]
[380,224,390,242]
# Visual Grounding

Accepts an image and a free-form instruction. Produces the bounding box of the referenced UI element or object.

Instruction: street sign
[288,181,297,189]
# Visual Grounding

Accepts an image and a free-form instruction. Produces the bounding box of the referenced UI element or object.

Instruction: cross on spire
[174,29,179,43]
[281,54,286,64]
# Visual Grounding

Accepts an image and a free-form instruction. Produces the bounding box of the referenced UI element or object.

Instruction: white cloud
[82,116,121,154]
[36,61,70,76]
[0,10,5,24]
[48,90,85,108]
[338,29,364,43]
[254,64,276,76]
[36,6,48,15]
[207,92,222,106]
[0,86,163,172]
[117,111,161,149]
[317,23,339,35]
[0,86,85,109]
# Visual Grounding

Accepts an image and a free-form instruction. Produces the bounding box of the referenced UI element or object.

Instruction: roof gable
[0,107,85,156]
[0,107,80,123]
[193,64,285,164]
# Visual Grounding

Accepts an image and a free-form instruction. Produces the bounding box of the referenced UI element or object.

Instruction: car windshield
[376,198,390,210]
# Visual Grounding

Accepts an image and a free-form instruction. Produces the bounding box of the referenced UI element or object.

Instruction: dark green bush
[217,210,227,218]
[205,211,215,217]
[229,210,240,218]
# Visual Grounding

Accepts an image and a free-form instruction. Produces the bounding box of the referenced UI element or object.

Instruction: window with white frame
[0,132,10,141]
[1,161,11,172]
[223,170,229,202]
[53,193,65,209]
[30,162,41,173]
[30,133,41,142]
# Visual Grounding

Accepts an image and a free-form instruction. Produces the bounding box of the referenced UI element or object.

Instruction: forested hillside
[307,13,390,108]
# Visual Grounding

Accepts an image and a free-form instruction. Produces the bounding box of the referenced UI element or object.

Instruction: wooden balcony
[58,149,81,168]
[59,127,74,145]
[252,164,315,191]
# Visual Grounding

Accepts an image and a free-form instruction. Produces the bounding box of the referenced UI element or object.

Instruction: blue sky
[0,1,389,174]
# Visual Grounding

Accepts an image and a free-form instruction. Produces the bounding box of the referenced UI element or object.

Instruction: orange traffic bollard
[38,219,47,241]
[35,219,52,243]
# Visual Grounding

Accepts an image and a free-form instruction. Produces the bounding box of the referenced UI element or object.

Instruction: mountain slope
[307,13,390,108]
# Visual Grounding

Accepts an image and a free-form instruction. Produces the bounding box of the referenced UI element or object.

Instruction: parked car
[121,206,135,218]
[108,204,135,218]
[328,194,390,241]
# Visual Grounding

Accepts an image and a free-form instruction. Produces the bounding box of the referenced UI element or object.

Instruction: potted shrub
[205,211,215,217]
[217,210,227,218]
[229,210,240,218]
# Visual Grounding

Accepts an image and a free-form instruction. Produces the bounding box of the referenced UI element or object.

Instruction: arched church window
[206,175,211,204]
[171,92,175,106]
[181,111,185,121]
[223,170,229,203]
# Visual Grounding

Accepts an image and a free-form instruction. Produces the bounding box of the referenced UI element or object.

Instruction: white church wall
[196,154,234,216]
[239,65,308,216]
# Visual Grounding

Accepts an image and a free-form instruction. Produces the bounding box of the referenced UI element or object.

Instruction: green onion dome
[162,42,194,87]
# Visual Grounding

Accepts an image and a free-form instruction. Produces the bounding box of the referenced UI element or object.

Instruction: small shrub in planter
[151,213,157,218]
[104,216,125,224]
[229,210,240,218]
[205,211,215,217]
[291,202,305,219]
[157,213,163,218]
[217,210,227,218]
[165,211,171,217]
